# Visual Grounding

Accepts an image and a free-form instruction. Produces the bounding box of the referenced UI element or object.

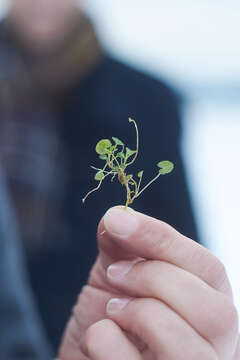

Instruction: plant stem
[90,166,115,174]
[82,178,104,203]
[136,175,143,197]
[82,163,109,203]
[111,173,117,182]
[129,178,138,202]
[125,118,139,166]
[135,172,161,199]
[124,181,131,209]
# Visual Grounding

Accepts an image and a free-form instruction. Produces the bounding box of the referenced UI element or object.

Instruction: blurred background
[0,0,239,314]
[85,0,240,314]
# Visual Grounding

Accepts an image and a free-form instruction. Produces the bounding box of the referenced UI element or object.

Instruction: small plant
[82,118,174,209]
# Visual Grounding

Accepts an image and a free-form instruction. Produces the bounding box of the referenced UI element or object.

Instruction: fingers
[234,336,240,360]
[105,297,218,360]
[81,319,142,360]
[106,259,239,356]
[58,285,114,360]
[98,206,233,298]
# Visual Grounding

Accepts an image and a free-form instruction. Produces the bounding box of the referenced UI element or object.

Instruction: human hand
[58,206,240,360]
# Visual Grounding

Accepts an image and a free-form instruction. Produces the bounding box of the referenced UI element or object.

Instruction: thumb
[97,206,143,270]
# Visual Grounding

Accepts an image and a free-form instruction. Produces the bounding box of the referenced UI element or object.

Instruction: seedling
[82,118,174,209]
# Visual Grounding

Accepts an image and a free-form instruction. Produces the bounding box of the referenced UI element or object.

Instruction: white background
[1,1,240,314]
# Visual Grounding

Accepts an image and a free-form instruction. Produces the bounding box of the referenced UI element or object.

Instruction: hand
[58,206,240,360]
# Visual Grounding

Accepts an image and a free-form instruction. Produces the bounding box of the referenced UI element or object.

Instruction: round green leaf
[109,145,116,152]
[99,154,108,160]
[116,152,125,159]
[126,174,133,180]
[157,161,174,175]
[95,139,112,155]
[125,147,136,159]
[112,137,124,146]
[94,171,105,181]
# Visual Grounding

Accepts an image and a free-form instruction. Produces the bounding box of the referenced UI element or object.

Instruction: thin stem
[126,118,139,166]
[111,152,122,170]
[129,178,138,202]
[90,166,115,174]
[135,172,161,199]
[120,144,125,166]
[120,144,125,165]
[124,181,131,209]
[82,177,105,203]
[120,154,123,166]
[136,174,143,196]
[109,145,118,168]
[111,172,117,182]
[106,150,112,168]
[82,163,110,203]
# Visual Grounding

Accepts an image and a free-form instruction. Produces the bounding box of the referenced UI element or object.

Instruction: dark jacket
[0,54,200,356]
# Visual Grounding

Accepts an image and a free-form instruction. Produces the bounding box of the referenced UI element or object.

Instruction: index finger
[98,206,233,298]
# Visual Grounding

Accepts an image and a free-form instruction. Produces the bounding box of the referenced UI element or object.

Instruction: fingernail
[107,260,136,279]
[106,298,130,314]
[103,207,139,237]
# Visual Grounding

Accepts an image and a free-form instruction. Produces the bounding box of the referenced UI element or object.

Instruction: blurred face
[8,0,81,51]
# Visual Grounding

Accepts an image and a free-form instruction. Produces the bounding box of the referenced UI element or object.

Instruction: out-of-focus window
[0,0,7,17]
[84,0,240,314]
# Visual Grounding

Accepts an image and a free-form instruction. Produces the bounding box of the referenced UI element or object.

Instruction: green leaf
[126,174,133,180]
[99,154,108,160]
[138,170,143,178]
[112,137,124,146]
[94,171,105,181]
[157,161,174,175]
[116,152,125,159]
[109,145,116,152]
[95,139,112,155]
[125,147,136,159]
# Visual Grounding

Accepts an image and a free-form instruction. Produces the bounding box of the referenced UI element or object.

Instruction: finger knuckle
[84,323,97,355]
[126,299,165,344]
[84,320,106,351]
[198,352,218,360]
[150,220,176,257]
[127,299,152,335]
[208,296,239,340]
[221,300,239,334]
[234,337,240,360]
[203,254,229,291]
[73,285,91,323]
[85,322,98,344]
[206,354,219,360]
[85,319,119,355]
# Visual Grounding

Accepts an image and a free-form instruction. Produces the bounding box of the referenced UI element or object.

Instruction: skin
[7,0,80,52]
[59,206,240,360]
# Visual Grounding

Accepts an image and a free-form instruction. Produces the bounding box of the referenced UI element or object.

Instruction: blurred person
[0,0,239,359]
